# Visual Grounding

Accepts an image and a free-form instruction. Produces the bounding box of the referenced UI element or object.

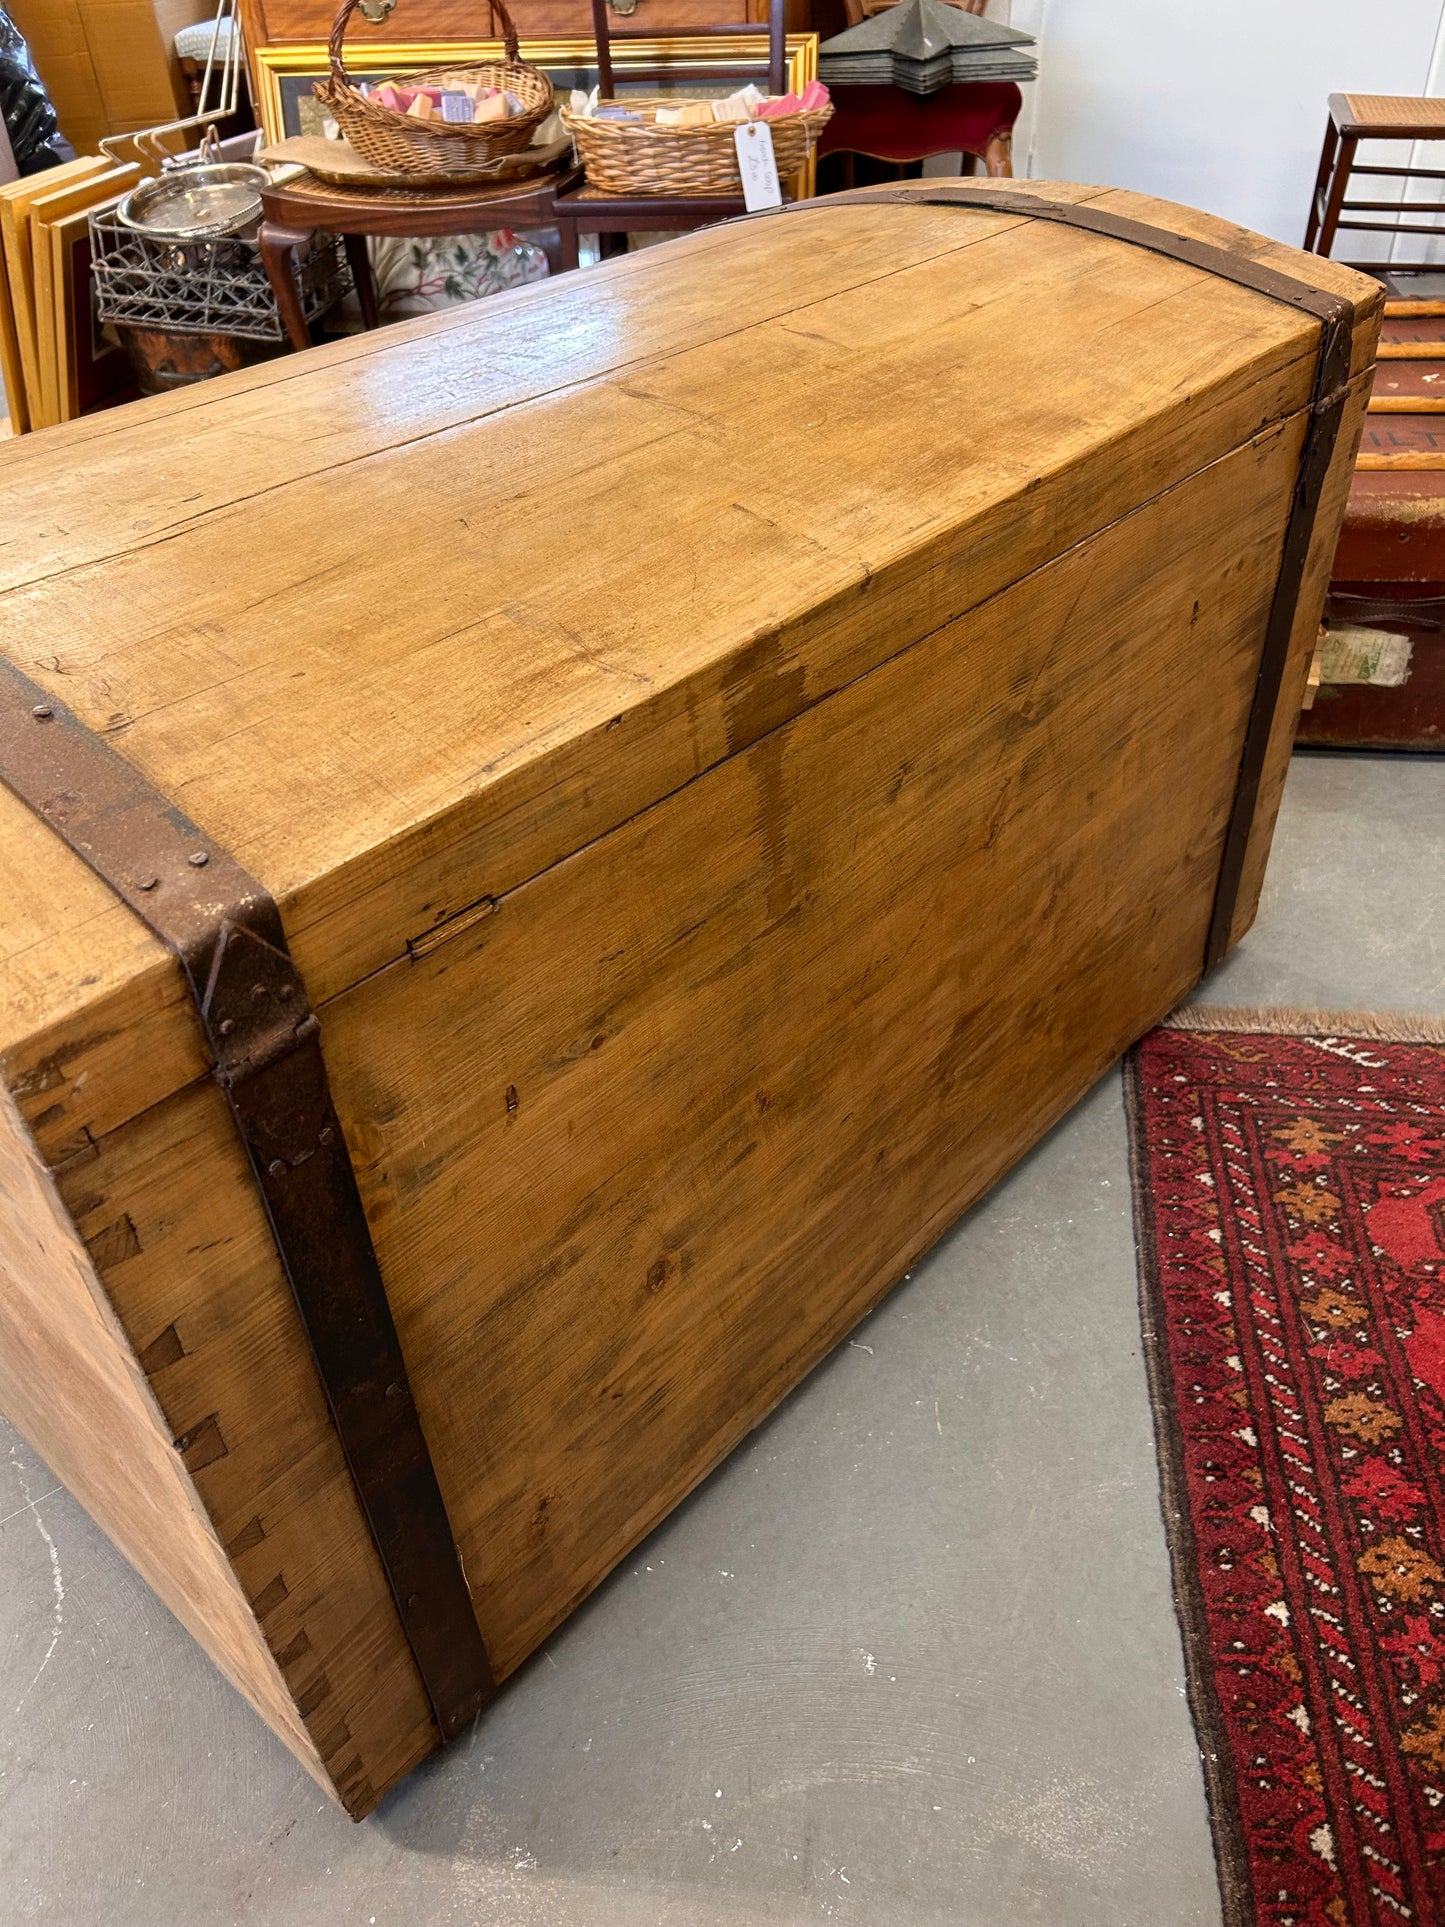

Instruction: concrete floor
[1,750,1441,1927]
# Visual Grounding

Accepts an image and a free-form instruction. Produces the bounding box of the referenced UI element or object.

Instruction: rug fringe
[1162,1004,1445,1045]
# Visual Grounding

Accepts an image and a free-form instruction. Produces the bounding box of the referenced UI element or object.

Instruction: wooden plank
[0,1077,334,1803]
[1368,359,1445,408]
[0,214,29,436]
[0,184,1377,596]
[316,411,1307,1677]
[29,209,59,430]
[0,197,1053,592]
[1225,362,1374,951]
[1357,451,1445,470]
[0,209,1350,1161]
[1075,181,1380,378]
[0,160,111,428]
[51,1073,437,1816]
[25,165,140,430]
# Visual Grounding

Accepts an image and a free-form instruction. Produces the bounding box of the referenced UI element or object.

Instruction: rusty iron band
[0,661,494,1743]
[783,185,1358,976]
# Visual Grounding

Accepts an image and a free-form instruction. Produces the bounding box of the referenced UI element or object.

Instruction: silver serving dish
[116,161,269,242]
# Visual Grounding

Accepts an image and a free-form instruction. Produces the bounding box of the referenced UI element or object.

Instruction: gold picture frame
[251,34,820,194]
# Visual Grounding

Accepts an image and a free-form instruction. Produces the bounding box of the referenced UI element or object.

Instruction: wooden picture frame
[26,164,138,428]
[251,34,820,189]
[1,159,112,430]
[49,199,138,422]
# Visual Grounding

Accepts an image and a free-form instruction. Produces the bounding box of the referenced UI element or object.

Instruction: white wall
[1020,0,1445,248]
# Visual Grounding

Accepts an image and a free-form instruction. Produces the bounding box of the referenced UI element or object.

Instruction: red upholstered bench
[817,79,1023,178]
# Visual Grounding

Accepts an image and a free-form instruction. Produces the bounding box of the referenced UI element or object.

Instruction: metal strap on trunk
[782,185,1360,974]
[0,659,493,1743]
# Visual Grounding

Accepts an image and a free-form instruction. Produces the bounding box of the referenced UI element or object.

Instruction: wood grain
[49,1072,438,1815]
[0,159,111,431]
[0,191,1374,1168]
[1225,362,1373,952]
[0,183,1381,1810]
[320,409,1314,1674]
[0,1079,331,1799]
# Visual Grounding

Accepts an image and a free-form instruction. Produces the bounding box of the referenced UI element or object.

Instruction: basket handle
[328,0,522,88]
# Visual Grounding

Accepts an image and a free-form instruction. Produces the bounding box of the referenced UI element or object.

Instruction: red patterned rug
[1127,1012,1445,1927]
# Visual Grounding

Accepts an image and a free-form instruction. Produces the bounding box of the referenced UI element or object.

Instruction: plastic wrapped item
[368,226,547,318]
[0,6,71,175]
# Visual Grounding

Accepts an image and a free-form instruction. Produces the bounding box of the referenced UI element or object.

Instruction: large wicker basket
[314,0,553,180]
[562,97,832,198]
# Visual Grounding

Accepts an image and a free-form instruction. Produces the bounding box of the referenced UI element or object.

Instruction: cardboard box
[8,0,214,156]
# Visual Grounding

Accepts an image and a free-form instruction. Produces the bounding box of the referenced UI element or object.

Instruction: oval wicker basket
[561,98,832,198]
[313,0,554,180]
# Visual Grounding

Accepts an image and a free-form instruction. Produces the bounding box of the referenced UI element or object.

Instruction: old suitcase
[0,183,1379,1815]
[1300,298,1445,749]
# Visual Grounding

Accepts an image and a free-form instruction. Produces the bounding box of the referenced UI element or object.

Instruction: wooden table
[258,166,582,352]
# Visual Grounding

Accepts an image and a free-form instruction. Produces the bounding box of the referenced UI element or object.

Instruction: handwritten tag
[734,120,782,212]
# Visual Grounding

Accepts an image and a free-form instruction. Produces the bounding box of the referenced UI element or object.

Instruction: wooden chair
[552,0,789,272]
[1306,93,1445,274]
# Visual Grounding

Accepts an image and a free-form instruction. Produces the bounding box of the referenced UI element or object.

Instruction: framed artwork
[252,34,821,188]
[27,163,138,427]
[50,200,137,419]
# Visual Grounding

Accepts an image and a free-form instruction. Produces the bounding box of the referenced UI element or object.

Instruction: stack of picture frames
[0,151,145,434]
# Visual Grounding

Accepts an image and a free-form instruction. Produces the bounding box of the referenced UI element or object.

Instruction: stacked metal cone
[818,0,1037,95]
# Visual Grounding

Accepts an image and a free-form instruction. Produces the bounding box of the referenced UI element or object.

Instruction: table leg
[983,128,1013,179]
[1315,133,1357,259]
[259,222,315,353]
[343,233,380,330]
[556,217,580,272]
[1304,121,1340,252]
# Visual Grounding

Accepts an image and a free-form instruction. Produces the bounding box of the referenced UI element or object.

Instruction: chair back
[589,0,787,102]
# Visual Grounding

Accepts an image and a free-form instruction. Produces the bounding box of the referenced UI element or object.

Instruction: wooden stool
[258,166,581,352]
[1306,93,1445,272]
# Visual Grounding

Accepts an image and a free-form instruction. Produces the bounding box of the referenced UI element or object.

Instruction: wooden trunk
[0,184,1379,1816]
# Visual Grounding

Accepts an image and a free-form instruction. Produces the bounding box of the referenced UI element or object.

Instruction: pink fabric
[817,81,1021,163]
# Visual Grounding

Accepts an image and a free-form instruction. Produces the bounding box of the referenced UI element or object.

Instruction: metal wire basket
[89,212,346,342]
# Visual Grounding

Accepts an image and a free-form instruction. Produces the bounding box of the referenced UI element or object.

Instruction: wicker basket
[313,0,553,180]
[561,97,832,198]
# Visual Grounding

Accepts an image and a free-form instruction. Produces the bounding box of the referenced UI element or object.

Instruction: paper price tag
[734,120,783,212]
